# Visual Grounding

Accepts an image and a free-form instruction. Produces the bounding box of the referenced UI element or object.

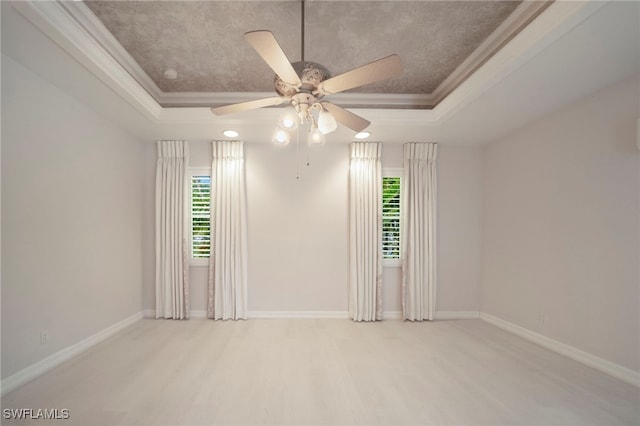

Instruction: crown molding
[158,106,438,127]
[157,91,436,109]
[432,0,608,122]
[11,1,162,121]
[56,0,437,110]
[430,0,553,106]
[11,0,609,129]
[59,1,165,102]
[44,0,549,111]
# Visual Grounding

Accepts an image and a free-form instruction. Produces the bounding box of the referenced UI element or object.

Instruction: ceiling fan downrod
[301,0,305,63]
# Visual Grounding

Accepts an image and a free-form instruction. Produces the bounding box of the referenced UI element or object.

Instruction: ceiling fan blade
[317,54,402,95]
[211,96,285,115]
[244,30,302,87]
[321,102,370,133]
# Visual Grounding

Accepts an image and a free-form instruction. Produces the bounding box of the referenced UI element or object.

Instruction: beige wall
[481,75,640,372]
[1,56,144,378]
[144,141,484,314]
[246,142,350,311]
[382,144,485,313]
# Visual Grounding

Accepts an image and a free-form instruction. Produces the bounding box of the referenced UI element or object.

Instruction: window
[382,171,402,265]
[190,170,211,264]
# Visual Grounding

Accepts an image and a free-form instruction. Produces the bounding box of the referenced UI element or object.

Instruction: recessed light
[354,131,371,140]
[223,130,239,138]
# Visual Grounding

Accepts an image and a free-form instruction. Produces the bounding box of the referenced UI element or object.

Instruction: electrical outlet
[539,311,548,324]
[40,331,48,345]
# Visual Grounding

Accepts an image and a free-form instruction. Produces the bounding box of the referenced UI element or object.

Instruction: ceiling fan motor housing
[274,61,331,97]
[211,30,396,133]
[290,92,319,124]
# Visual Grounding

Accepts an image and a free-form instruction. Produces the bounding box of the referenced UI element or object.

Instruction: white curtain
[207,141,248,320]
[349,142,383,321]
[402,142,437,321]
[155,140,190,319]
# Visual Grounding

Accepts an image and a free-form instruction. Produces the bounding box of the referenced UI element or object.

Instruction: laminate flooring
[2,319,638,425]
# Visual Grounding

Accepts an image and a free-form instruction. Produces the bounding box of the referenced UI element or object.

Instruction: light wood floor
[2,319,638,425]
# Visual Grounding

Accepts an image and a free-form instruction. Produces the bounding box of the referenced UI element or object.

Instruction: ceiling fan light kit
[317,109,337,135]
[279,106,298,130]
[307,124,326,146]
[273,128,291,145]
[210,27,402,146]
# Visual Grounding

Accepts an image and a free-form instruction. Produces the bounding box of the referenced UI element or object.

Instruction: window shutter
[191,175,211,258]
[382,176,401,259]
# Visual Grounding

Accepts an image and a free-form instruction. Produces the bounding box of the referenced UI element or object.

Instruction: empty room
[1,1,639,425]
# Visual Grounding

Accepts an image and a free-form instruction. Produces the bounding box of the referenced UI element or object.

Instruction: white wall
[246,142,350,311]
[141,141,157,313]
[144,140,484,315]
[481,75,640,372]
[436,146,485,312]
[382,144,484,314]
[1,56,144,378]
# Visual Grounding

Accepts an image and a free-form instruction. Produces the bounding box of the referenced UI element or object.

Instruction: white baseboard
[383,311,402,320]
[142,309,479,320]
[144,309,350,319]
[1,311,143,396]
[248,310,350,319]
[143,309,207,319]
[480,312,640,388]
[435,310,480,320]
[10,309,634,393]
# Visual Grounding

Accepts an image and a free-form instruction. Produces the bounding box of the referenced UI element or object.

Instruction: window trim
[382,168,403,268]
[188,167,211,267]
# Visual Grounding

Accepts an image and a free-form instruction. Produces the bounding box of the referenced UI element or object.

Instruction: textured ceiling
[85,0,523,97]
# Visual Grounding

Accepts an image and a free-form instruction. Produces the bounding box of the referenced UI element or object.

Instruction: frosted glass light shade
[318,109,337,135]
[273,129,290,145]
[307,127,325,146]
[279,106,298,130]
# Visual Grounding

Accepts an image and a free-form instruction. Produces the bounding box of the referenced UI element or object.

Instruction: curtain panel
[349,142,383,321]
[155,140,190,319]
[208,141,248,320]
[402,142,438,321]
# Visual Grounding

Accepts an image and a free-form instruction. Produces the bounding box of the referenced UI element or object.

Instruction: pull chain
[296,125,300,180]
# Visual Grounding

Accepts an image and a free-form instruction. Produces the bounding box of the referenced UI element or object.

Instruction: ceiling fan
[210,30,403,136]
